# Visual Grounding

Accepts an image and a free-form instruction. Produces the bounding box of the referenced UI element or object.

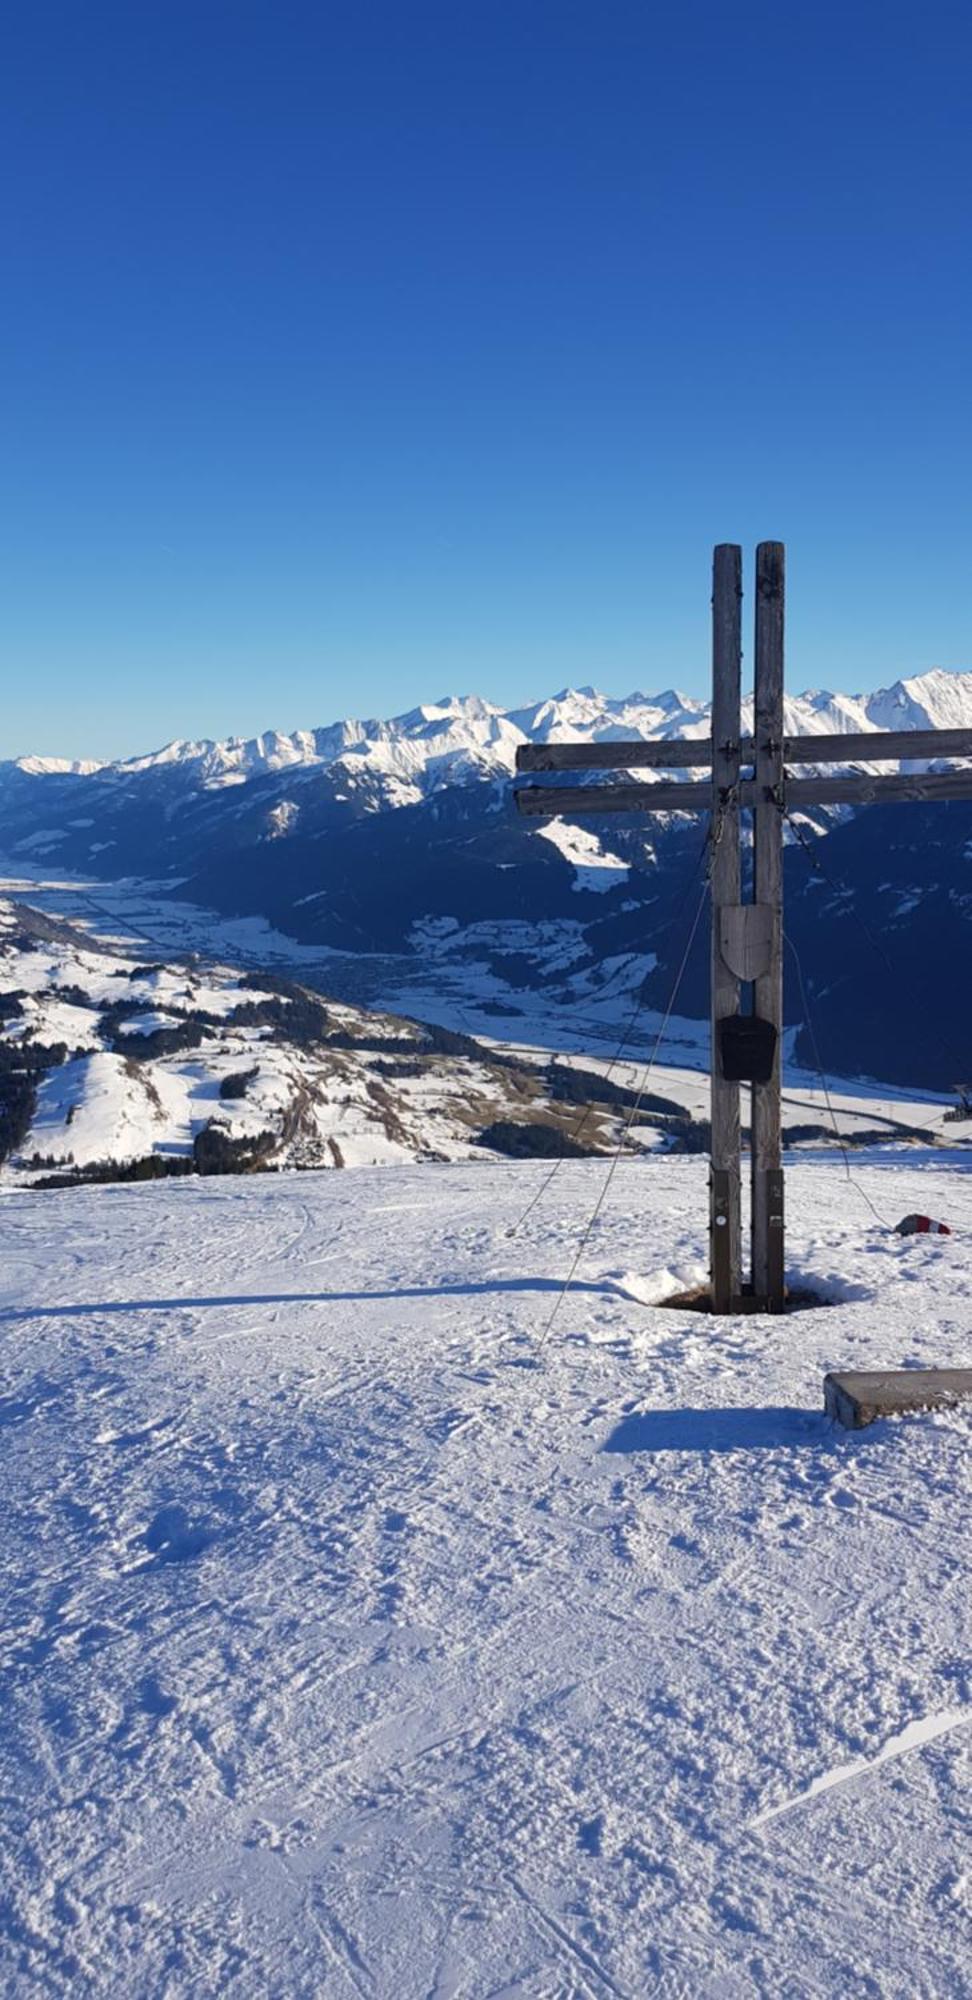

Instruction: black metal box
[718,1014,777,1083]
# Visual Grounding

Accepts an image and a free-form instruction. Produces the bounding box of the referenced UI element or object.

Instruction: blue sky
[2,0,970,758]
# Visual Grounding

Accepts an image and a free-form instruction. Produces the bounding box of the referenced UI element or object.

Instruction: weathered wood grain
[784,726,972,766]
[513,779,712,816]
[515,737,717,772]
[515,726,972,775]
[514,766,972,816]
[709,544,743,1312]
[825,1369,972,1429]
[782,769,972,807]
[751,543,785,1310]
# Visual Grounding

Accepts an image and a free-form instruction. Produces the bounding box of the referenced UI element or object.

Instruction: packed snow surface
[0,1156,970,1996]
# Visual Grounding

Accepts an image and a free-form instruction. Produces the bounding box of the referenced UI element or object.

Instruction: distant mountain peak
[3,669,971,1097]
[9,667,971,799]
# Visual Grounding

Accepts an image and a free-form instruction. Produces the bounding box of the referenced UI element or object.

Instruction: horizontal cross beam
[515,765,972,818]
[517,737,716,772]
[516,725,972,775]
[516,778,711,815]
[785,768,972,808]
[784,727,972,766]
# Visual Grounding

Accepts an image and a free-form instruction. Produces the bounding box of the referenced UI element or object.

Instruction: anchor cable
[530,871,712,1357]
[783,930,896,1230]
[505,816,715,1239]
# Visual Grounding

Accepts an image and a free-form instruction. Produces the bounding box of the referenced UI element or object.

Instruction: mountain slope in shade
[1,668,970,1093]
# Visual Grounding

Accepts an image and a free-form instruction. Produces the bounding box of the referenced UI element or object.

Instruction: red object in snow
[895,1213,952,1236]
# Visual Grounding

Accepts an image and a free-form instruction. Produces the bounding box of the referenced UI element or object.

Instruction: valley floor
[0,1158,970,1996]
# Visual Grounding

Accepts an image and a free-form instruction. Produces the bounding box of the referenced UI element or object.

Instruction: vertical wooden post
[709,545,742,1312]
[751,542,785,1309]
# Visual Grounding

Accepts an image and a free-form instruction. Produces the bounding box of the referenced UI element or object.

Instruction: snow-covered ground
[1,1156,969,1996]
[6,899,676,1183]
[0,869,339,973]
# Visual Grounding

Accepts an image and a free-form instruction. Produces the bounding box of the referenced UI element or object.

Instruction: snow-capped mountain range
[2,669,971,1092]
[15,668,972,802]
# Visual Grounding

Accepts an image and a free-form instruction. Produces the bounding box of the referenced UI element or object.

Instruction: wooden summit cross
[514,543,972,1314]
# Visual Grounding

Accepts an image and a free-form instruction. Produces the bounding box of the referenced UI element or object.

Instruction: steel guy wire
[529,873,712,1358]
[783,929,896,1230]
[504,815,716,1239]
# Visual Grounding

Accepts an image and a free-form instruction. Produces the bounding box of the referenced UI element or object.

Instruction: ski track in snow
[747,1707,972,1831]
[0,1157,969,1996]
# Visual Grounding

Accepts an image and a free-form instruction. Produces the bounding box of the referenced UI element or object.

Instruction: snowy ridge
[16,755,105,777]
[10,668,972,804]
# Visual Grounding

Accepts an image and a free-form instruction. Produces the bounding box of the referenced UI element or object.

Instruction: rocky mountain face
[2,672,970,1091]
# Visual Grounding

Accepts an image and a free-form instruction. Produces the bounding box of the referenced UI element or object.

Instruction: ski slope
[0,1157,970,1996]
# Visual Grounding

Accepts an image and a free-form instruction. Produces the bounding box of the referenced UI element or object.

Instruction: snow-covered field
[1,1155,969,1996]
[3,870,962,1158]
[0,869,339,974]
[6,899,674,1184]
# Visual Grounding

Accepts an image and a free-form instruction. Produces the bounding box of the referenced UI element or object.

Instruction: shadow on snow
[603,1406,856,1454]
[0,1276,614,1322]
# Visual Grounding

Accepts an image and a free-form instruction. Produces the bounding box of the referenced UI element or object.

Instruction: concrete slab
[824,1368,972,1430]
